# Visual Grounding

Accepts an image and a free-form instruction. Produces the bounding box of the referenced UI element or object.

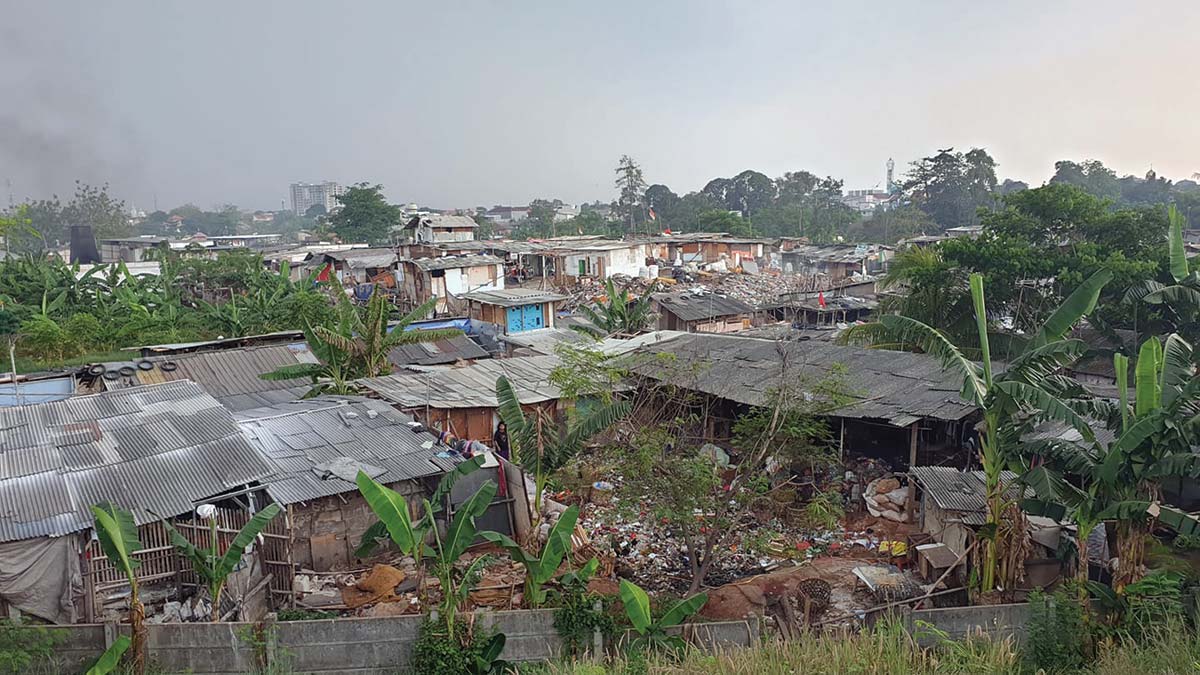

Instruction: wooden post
[907,423,919,524]
[838,419,845,460]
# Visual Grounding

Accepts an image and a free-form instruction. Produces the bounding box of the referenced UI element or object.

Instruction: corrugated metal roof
[0,376,75,407]
[784,244,885,264]
[652,291,755,322]
[358,355,563,409]
[908,466,1031,524]
[405,214,479,230]
[236,397,453,505]
[387,335,489,367]
[410,255,505,271]
[463,288,568,307]
[0,381,272,543]
[98,343,317,411]
[324,248,399,268]
[625,334,978,426]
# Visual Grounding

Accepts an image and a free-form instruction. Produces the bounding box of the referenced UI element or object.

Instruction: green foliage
[0,620,62,674]
[901,147,998,230]
[1172,533,1200,551]
[553,559,616,657]
[85,635,131,675]
[329,183,402,245]
[410,611,510,674]
[17,314,78,363]
[159,504,282,621]
[1024,586,1087,673]
[618,580,707,658]
[481,506,578,606]
[574,278,656,337]
[801,490,845,530]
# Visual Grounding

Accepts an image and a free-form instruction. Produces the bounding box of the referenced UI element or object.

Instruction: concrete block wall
[905,603,1031,646]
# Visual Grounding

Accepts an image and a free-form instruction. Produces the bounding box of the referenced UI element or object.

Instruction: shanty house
[908,466,1065,588]
[398,255,505,316]
[97,237,169,262]
[652,291,754,333]
[625,333,980,470]
[237,397,523,572]
[0,381,276,623]
[359,355,563,442]
[648,233,772,267]
[403,214,479,244]
[315,248,399,286]
[535,239,651,281]
[781,244,890,281]
[463,288,567,335]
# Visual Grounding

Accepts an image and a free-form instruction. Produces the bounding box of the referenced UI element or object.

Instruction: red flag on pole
[818,291,826,308]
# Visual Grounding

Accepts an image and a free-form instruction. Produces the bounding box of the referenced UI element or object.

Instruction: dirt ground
[699,556,867,621]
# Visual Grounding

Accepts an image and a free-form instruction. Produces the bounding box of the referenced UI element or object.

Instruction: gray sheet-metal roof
[387,335,489,367]
[358,355,562,409]
[908,466,1030,524]
[652,291,755,322]
[325,248,399,268]
[236,397,457,505]
[624,334,977,426]
[463,288,567,307]
[0,381,272,543]
[784,244,881,264]
[409,255,505,271]
[500,328,586,355]
[99,343,318,412]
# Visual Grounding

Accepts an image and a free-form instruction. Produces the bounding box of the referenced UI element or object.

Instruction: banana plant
[354,455,486,559]
[356,456,497,632]
[90,502,145,675]
[480,505,579,606]
[158,504,282,621]
[86,636,131,675]
[468,633,510,675]
[573,277,657,337]
[618,580,707,657]
[843,268,1112,593]
[496,375,630,513]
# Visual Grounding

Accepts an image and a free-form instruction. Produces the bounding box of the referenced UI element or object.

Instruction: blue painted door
[506,306,524,333]
[522,304,544,330]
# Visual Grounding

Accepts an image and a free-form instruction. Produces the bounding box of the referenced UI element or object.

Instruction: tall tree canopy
[329,183,402,245]
[901,147,998,230]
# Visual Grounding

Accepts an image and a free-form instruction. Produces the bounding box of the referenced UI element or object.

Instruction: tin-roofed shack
[652,291,755,333]
[358,355,565,442]
[464,288,567,335]
[399,255,506,316]
[0,381,280,623]
[316,248,400,286]
[81,342,318,412]
[236,396,525,574]
[623,333,980,470]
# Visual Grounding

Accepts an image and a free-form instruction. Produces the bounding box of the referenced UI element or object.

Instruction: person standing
[492,421,511,460]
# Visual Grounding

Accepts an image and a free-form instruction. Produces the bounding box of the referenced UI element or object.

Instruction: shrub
[1023,587,1087,674]
[0,619,62,674]
[18,315,78,363]
[410,619,491,675]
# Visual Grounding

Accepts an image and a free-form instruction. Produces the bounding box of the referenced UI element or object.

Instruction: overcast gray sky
[3,1,1199,212]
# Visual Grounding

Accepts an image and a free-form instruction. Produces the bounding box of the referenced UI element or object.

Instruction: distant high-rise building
[290,181,344,216]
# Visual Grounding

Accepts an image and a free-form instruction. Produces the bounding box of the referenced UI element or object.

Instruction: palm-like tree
[1022,334,1200,591]
[262,288,460,396]
[876,246,975,344]
[496,375,630,513]
[844,269,1111,592]
[575,278,657,337]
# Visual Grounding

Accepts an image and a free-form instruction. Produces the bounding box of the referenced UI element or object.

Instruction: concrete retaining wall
[35,610,755,674]
[905,603,1031,645]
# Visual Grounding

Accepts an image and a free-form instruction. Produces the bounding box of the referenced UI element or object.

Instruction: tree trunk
[1114,519,1149,593]
[1076,522,1093,588]
[129,584,146,675]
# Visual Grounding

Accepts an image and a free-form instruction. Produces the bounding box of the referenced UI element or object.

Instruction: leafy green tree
[159,504,282,621]
[902,147,998,229]
[62,182,131,240]
[701,170,776,217]
[1050,159,1121,201]
[329,183,402,244]
[844,270,1111,592]
[614,155,647,234]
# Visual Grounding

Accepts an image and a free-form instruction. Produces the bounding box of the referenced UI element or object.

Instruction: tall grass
[528,618,1020,674]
